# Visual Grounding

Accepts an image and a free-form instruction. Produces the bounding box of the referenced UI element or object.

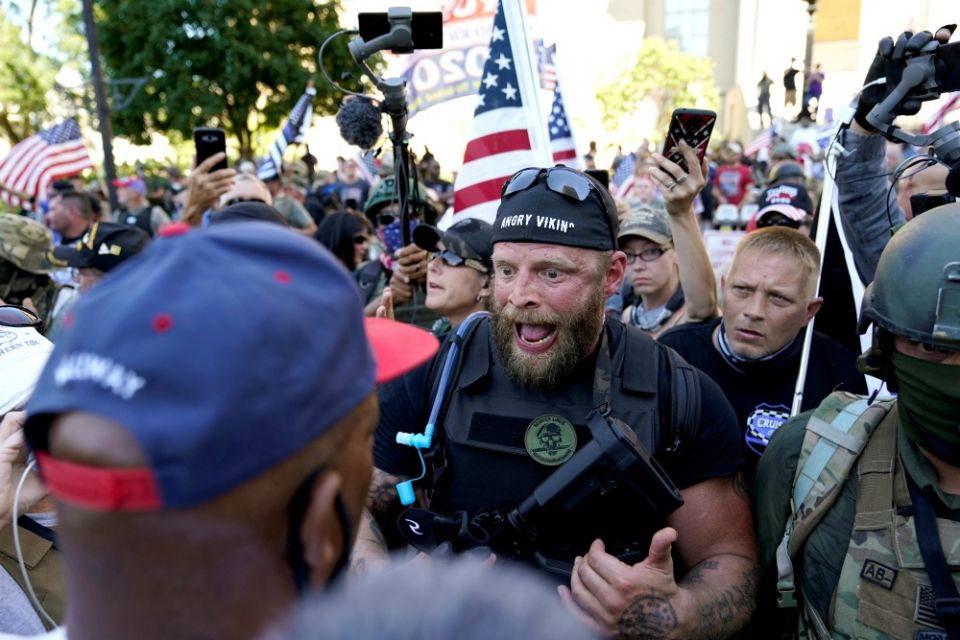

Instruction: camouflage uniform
[0,214,58,326]
[755,392,960,639]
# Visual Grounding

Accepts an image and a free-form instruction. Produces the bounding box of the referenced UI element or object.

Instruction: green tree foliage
[0,7,56,143]
[597,37,720,139]
[95,0,368,157]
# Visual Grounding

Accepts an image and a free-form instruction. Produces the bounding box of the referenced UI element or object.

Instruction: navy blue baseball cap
[25,222,438,511]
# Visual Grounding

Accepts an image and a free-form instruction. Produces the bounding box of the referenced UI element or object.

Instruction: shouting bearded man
[357,158,759,639]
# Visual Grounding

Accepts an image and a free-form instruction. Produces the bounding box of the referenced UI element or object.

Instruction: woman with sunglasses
[412,218,493,336]
[315,211,373,272]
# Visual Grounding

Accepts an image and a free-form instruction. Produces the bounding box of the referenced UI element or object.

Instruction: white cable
[12,459,57,628]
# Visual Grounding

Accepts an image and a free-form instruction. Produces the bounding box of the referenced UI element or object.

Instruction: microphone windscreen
[336,97,383,149]
[945,163,960,198]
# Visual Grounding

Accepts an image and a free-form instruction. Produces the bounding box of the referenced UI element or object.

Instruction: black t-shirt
[659,318,867,471]
[374,322,743,491]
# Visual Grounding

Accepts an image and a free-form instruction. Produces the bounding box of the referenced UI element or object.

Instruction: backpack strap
[775,391,896,608]
[662,346,700,454]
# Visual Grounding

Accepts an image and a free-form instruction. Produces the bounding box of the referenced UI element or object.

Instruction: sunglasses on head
[429,249,488,273]
[223,197,267,207]
[501,167,616,246]
[0,305,43,334]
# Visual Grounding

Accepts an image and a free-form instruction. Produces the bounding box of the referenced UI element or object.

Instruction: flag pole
[501,0,551,167]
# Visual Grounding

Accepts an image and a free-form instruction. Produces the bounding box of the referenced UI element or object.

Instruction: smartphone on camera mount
[662,108,717,174]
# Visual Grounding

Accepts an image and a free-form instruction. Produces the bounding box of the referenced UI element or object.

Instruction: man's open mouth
[515,323,558,353]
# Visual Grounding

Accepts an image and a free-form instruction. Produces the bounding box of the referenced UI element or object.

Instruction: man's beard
[491,285,607,390]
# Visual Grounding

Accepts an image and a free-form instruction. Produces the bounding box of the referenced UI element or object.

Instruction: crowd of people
[0,23,957,640]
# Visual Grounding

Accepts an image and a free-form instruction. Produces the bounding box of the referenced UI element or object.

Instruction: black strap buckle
[935,597,960,622]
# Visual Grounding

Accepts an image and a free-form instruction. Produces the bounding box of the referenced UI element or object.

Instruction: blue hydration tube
[394,311,489,505]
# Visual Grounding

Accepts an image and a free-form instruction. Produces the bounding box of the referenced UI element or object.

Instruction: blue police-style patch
[745,403,790,455]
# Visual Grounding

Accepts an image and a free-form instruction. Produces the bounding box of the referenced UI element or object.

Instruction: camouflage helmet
[858,203,960,351]
[0,214,54,274]
[363,176,436,222]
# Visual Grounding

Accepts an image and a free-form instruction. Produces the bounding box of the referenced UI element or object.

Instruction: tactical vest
[121,206,154,236]
[427,316,699,567]
[777,392,960,639]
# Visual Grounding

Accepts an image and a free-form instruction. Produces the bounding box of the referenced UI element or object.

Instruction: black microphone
[935,42,960,92]
[336,97,383,149]
[946,163,960,198]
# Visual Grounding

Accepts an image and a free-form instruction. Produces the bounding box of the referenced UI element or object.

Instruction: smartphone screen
[193,128,228,171]
[662,109,717,174]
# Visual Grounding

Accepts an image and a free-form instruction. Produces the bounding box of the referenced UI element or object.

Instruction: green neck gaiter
[893,351,960,463]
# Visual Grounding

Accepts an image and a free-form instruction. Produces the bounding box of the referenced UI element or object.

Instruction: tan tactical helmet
[0,214,55,274]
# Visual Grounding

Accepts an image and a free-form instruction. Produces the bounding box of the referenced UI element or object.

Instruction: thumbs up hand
[564,528,692,639]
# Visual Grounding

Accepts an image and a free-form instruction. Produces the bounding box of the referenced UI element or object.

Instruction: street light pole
[82,0,119,213]
[801,0,818,118]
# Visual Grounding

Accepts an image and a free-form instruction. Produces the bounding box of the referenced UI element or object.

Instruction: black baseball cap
[48,222,149,272]
[414,218,494,272]
[493,167,617,251]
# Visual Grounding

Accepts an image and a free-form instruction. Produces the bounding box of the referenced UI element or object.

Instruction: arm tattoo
[680,559,720,585]
[365,468,409,549]
[615,595,678,640]
[692,563,761,640]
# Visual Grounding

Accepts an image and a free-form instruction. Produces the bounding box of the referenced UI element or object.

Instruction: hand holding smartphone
[193,128,228,171]
[662,108,717,174]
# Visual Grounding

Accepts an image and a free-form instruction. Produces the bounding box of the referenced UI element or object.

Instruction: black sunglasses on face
[353,235,370,245]
[378,210,421,226]
[501,167,615,246]
[0,305,43,334]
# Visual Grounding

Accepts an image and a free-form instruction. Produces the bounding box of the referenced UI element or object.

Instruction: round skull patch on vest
[524,414,577,466]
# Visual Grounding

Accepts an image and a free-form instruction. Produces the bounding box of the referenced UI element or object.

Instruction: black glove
[854,26,957,132]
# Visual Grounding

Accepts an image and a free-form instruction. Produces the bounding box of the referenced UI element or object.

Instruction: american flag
[257,84,315,181]
[537,40,557,91]
[548,81,579,168]
[355,149,380,190]
[611,152,636,189]
[0,118,94,205]
[745,127,775,157]
[452,0,551,223]
[921,93,960,135]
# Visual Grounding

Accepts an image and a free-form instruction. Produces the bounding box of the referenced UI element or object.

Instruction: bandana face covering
[892,351,960,463]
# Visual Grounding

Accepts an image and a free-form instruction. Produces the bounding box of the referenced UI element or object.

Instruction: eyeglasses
[353,234,370,245]
[0,305,43,334]
[429,249,489,273]
[501,167,615,246]
[624,247,671,264]
[223,197,267,207]
[755,213,802,230]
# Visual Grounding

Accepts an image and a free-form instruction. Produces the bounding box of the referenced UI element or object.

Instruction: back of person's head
[731,226,821,298]
[24,222,438,639]
[57,190,94,222]
[270,558,599,640]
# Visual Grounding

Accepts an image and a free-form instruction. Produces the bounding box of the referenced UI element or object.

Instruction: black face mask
[286,468,354,595]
